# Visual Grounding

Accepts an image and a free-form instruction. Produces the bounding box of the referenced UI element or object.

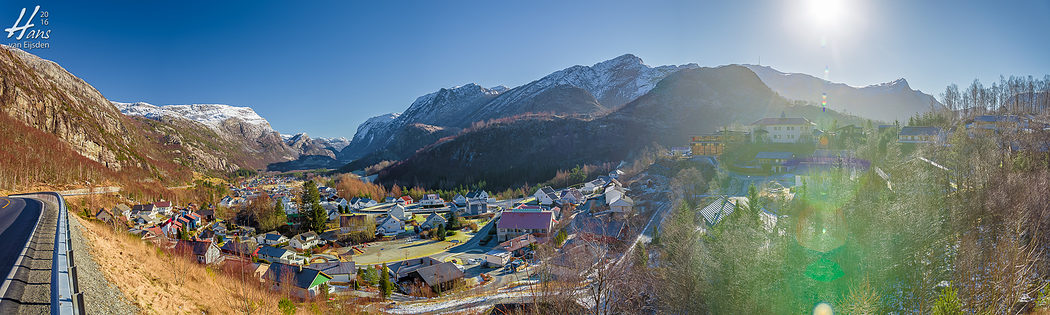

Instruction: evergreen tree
[447,211,460,230]
[300,180,327,233]
[379,263,393,298]
[436,224,447,241]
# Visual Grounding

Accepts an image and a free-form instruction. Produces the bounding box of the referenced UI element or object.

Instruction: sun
[808,0,846,28]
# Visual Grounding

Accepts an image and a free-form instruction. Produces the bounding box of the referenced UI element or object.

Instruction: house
[420,213,447,231]
[265,262,333,298]
[452,194,468,207]
[408,261,464,293]
[699,196,746,227]
[221,239,259,257]
[497,210,555,242]
[197,208,215,222]
[573,215,626,244]
[174,239,224,265]
[259,231,289,246]
[160,218,184,238]
[608,169,625,179]
[388,204,412,221]
[130,204,159,223]
[339,214,371,234]
[387,256,442,280]
[153,200,173,215]
[756,151,795,173]
[384,196,397,203]
[377,216,404,236]
[484,248,512,267]
[607,195,634,215]
[258,246,300,264]
[397,196,414,205]
[95,208,115,223]
[499,234,538,256]
[898,126,944,144]
[305,261,356,283]
[464,198,488,216]
[558,188,584,206]
[358,198,378,209]
[290,231,322,251]
[603,184,626,206]
[580,178,607,195]
[419,194,445,208]
[465,190,489,203]
[750,113,816,143]
[533,186,558,205]
[113,204,132,219]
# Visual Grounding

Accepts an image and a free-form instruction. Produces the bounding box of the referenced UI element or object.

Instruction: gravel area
[68,215,140,315]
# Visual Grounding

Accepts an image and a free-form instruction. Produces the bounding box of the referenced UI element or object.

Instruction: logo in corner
[5,5,51,50]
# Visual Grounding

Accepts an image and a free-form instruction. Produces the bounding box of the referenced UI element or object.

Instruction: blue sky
[2,0,1047,137]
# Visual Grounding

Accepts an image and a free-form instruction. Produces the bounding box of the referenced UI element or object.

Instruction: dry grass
[75,215,289,314]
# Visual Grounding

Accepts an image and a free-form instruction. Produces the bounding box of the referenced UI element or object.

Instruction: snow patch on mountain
[112,101,274,131]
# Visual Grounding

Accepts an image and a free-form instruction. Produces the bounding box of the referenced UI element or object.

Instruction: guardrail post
[74,292,85,314]
[70,266,79,291]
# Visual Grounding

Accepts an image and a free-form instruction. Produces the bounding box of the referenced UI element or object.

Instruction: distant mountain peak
[112,101,273,131]
[741,64,940,122]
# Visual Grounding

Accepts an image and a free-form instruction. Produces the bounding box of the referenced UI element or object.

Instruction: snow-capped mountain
[282,132,348,158]
[478,54,698,118]
[742,64,942,122]
[339,54,698,162]
[112,102,273,131]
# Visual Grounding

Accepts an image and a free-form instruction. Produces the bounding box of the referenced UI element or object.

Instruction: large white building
[750,114,816,144]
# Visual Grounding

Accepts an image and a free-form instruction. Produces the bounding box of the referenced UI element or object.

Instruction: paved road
[0,196,53,314]
[0,197,42,292]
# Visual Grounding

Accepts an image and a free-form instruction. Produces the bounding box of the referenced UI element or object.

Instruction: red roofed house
[497,210,555,242]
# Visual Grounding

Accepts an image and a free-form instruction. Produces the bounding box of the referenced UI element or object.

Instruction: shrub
[278,298,296,315]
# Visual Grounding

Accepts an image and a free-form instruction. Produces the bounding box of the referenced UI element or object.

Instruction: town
[72,109,1049,313]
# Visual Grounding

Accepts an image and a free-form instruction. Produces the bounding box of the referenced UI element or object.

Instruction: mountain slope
[0,45,190,192]
[113,101,299,170]
[742,64,941,122]
[338,54,699,166]
[376,65,799,189]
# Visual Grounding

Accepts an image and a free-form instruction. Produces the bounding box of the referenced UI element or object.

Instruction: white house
[258,231,289,246]
[750,113,816,143]
[419,194,445,208]
[581,178,607,195]
[289,231,322,251]
[452,194,468,207]
[377,216,404,236]
[465,190,489,203]
[358,198,378,209]
[421,213,448,230]
[258,246,302,264]
[608,195,635,215]
[388,204,412,221]
[534,186,558,205]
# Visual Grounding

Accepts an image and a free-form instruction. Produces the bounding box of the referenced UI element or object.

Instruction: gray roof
[699,197,739,227]
[257,246,289,259]
[755,151,794,160]
[899,126,941,136]
[413,262,464,287]
[752,117,814,126]
[306,261,356,276]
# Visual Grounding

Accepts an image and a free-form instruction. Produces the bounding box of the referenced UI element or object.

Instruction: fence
[11,192,83,314]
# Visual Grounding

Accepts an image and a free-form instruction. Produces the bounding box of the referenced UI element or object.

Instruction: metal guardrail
[11,192,83,315]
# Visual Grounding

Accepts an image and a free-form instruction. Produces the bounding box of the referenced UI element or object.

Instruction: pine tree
[380,263,392,298]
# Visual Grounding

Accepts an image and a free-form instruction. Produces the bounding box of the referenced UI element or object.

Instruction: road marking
[1,198,10,209]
